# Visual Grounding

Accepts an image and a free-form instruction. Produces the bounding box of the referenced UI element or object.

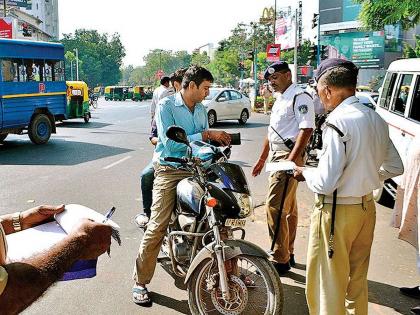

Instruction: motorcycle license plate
[225,218,246,228]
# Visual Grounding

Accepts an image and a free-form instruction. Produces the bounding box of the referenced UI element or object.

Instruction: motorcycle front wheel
[188,254,283,315]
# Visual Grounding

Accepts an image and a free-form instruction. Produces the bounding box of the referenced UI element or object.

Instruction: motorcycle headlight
[232,192,253,218]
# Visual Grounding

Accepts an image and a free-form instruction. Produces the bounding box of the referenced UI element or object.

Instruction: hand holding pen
[102,207,121,256]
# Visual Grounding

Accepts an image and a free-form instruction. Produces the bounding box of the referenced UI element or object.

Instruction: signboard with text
[321,31,385,68]
[266,44,281,62]
[0,18,13,39]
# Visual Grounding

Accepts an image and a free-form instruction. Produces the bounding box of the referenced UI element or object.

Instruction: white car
[374,58,420,207]
[202,88,251,127]
[356,91,379,109]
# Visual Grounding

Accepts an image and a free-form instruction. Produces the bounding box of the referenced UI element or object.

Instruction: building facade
[20,0,59,40]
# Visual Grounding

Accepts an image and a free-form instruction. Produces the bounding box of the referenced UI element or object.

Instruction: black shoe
[400,286,420,299]
[273,262,291,275]
[411,305,420,314]
[289,254,296,267]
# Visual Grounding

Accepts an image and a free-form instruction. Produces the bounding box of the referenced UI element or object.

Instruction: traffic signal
[22,23,31,37]
[246,50,254,60]
[320,45,329,60]
[311,13,319,29]
[307,45,317,65]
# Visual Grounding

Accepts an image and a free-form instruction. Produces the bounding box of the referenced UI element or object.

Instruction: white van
[374,58,420,207]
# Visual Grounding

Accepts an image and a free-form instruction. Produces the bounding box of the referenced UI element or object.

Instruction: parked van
[374,58,420,207]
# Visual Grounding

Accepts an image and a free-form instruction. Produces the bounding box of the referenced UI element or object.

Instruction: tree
[403,35,420,58]
[191,51,210,67]
[61,29,126,87]
[355,0,420,30]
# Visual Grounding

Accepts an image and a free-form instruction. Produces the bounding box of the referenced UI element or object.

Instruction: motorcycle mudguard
[184,239,269,284]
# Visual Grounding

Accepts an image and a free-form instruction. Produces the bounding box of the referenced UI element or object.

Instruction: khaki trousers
[133,165,191,284]
[266,151,299,264]
[306,194,376,315]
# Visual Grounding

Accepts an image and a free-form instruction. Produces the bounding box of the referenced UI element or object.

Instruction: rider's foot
[134,213,149,229]
[133,283,152,306]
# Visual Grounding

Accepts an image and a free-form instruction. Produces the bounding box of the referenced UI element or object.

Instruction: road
[0,98,418,314]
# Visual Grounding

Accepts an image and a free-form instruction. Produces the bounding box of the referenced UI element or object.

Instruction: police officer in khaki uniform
[294,59,404,315]
[253,61,315,274]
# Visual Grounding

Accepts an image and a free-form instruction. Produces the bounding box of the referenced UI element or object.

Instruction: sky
[59,0,317,67]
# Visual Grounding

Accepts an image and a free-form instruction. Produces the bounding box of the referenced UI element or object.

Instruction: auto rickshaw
[144,86,153,100]
[132,86,145,101]
[104,86,114,101]
[112,86,125,101]
[66,81,91,123]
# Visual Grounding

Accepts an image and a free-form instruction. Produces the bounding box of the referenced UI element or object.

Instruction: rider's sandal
[132,285,152,306]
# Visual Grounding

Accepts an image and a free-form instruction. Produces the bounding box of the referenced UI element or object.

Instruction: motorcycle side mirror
[166,125,189,146]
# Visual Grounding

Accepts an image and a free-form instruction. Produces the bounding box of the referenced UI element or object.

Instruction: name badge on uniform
[298,104,308,114]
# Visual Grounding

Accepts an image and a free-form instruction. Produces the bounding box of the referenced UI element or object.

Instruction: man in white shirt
[294,59,404,315]
[150,76,174,119]
[252,61,315,274]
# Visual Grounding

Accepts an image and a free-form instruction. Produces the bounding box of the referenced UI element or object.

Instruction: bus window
[1,59,19,82]
[379,72,397,109]
[33,59,44,82]
[23,60,36,81]
[44,60,53,81]
[392,74,413,115]
[53,60,65,81]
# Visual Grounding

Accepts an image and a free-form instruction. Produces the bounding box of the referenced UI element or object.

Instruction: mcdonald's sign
[260,7,275,24]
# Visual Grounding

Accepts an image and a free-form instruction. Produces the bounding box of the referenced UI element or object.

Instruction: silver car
[202,88,251,127]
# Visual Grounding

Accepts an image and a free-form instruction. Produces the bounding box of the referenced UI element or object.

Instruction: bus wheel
[28,114,52,145]
[0,133,8,143]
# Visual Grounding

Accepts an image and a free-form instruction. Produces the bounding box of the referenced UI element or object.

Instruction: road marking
[103,156,132,170]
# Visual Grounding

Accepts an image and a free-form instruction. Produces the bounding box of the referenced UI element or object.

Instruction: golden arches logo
[261,7,275,24]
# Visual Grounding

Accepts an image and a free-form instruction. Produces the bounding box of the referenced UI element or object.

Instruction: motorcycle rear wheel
[188,254,283,315]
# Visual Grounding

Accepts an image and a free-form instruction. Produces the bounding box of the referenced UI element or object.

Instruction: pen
[103,207,116,223]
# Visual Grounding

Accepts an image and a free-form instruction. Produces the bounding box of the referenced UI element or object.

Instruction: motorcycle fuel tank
[176,178,205,216]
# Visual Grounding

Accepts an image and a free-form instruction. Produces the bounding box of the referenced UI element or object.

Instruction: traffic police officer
[252,61,315,274]
[294,59,404,315]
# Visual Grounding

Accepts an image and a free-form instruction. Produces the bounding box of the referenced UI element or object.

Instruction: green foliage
[191,51,210,67]
[403,35,420,58]
[61,29,126,87]
[355,0,420,30]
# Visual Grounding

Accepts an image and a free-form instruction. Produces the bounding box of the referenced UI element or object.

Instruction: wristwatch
[12,212,22,232]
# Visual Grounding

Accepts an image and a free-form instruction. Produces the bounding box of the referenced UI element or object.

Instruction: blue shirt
[154,92,209,166]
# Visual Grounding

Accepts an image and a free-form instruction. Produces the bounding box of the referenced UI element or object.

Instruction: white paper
[6,204,119,262]
[56,204,119,234]
[6,222,67,262]
[266,161,296,172]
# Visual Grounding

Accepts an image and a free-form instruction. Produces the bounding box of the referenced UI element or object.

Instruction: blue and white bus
[0,38,66,144]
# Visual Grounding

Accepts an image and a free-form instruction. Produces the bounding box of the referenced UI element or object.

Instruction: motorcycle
[160,126,283,315]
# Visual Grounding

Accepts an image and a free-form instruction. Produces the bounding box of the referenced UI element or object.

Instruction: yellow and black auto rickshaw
[66,81,91,123]
[104,86,114,101]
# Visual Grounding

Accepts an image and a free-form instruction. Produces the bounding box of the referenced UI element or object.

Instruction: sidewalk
[246,183,419,315]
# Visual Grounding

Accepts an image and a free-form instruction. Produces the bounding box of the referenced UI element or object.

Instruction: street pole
[273,0,277,42]
[316,16,321,67]
[70,60,73,81]
[74,48,79,81]
[293,9,298,83]
[3,0,6,17]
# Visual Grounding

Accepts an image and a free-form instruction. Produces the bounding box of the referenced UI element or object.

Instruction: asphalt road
[0,98,418,314]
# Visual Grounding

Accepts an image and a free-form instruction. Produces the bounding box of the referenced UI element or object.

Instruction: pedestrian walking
[294,58,404,315]
[252,61,315,274]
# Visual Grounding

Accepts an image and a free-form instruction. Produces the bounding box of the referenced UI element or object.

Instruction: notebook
[6,204,119,281]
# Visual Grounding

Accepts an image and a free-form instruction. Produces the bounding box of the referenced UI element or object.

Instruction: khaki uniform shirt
[0,223,8,296]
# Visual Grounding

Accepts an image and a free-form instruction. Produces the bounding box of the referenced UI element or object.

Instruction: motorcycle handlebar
[164,157,188,164]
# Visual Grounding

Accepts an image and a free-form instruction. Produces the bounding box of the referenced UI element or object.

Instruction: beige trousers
[306,194,376,315]
[266,151,299,264]
[133,165,191,284]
